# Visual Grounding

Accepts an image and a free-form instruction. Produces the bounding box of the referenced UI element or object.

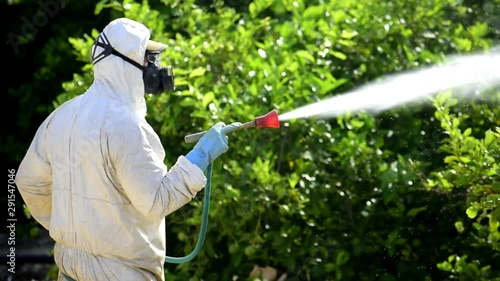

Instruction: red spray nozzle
[254,109,280,128]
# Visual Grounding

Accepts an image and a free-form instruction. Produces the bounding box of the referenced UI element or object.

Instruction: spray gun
[165,109,280,264]
[184,109,281,143]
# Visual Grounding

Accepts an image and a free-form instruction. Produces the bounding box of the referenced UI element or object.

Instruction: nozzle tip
[255,109,280,128]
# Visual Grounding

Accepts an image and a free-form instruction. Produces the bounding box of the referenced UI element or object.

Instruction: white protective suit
[15,18,206,281]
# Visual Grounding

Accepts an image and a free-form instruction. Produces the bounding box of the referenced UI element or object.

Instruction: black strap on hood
[92,32,144,71]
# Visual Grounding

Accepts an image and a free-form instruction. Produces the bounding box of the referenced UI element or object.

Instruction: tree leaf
[189,67,206,78]
[466,207,478,219]
[463,128,471,136]
[460,156,471,163]
[296,50,315,62]
[330,50,347,60]
[444,155,458,164]
[455,221,465,233]
[202,91,215,107]
[407,206,427,217]
[484,130,495,146]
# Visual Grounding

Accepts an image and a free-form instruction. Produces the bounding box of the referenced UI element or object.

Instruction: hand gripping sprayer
[164,110,280,264]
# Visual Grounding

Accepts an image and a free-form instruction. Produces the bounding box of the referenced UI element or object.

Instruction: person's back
[44,90,169,280]
[15,18,239,281]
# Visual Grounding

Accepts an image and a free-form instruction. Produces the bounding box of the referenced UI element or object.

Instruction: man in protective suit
[15,17,239,281]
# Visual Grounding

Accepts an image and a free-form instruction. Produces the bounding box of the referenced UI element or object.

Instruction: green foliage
[425,91,500,280]
[437,254,495,281]
[12,0,500,279]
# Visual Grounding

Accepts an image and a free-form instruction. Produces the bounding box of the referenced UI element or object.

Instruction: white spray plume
[279,49,500,121]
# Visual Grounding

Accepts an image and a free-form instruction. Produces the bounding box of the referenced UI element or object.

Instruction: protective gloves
[185,122,241,171]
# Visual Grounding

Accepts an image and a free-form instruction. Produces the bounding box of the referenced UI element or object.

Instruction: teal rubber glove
[185,122,241,171]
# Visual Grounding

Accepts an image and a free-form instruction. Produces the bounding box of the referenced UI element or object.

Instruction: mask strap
[92,33,145,71]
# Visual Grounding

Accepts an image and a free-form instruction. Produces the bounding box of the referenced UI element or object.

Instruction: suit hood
[90,18,153,117]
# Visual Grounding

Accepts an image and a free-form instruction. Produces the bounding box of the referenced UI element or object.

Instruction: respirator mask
[143,51,175,94]
[92,33,175,94]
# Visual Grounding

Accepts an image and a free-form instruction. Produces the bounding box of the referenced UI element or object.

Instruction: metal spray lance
[184,109,281,143]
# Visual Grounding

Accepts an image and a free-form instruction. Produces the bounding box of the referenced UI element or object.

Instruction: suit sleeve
[15,119,53,230]
[108,120,206,219]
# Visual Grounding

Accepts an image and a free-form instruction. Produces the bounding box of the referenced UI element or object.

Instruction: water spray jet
[278,49,500,121]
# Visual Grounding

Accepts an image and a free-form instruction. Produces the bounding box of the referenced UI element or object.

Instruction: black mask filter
[92,33,175,95]
[143,51,175,94]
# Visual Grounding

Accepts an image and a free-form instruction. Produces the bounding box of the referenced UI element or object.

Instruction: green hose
[164,163,212,264]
